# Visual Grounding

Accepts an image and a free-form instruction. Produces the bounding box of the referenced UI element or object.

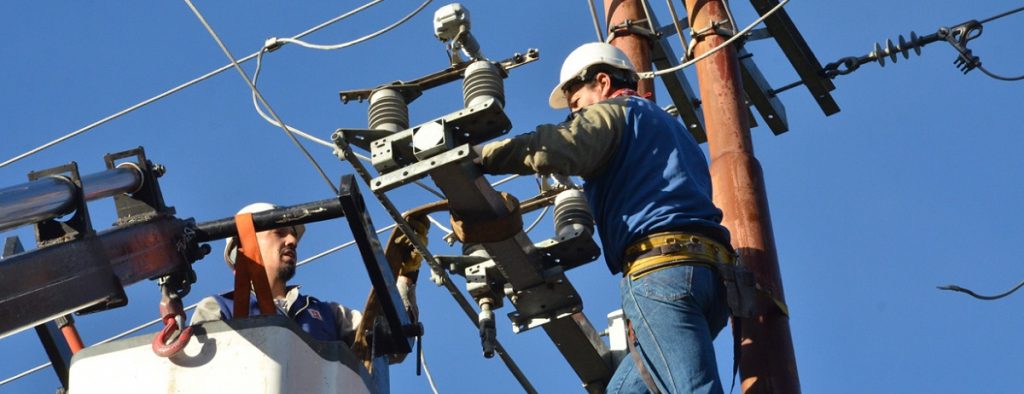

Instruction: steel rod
[193,198,346,242]
[0,166,142,233]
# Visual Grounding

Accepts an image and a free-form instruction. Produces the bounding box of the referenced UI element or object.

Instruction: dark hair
[582,64,638,91]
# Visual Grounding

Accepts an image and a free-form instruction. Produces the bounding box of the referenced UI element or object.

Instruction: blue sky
[1,1,1022,393]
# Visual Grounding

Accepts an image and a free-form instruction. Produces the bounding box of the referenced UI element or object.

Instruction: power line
[938,279,1024,301]
[638,0,790,79]
[183,0,339,194]
[267,0,433,51]
[979,5,1024,24]
[0,0,385,170]
[585,0,604,42]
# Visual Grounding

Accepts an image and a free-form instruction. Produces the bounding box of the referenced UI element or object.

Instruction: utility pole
[604,0,655,99]
[681,0,801,393]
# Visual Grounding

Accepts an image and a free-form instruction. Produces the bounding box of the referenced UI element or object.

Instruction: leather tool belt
[622,231,758,318]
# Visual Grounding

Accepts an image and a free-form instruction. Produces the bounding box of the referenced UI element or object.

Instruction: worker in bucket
[190,202,420,347]
[475,43,734,393]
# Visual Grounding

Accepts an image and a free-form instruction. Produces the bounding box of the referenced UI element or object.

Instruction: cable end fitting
[263,37,284,53]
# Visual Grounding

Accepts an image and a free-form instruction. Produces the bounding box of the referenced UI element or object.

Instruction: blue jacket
[481,95,728,273]
[212,291,342,342]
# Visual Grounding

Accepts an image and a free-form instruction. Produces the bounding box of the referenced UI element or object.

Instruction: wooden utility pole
[604,0,655,99]
[681,0,801,393]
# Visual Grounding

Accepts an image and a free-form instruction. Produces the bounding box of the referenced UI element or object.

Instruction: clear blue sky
[2,1,1022,393]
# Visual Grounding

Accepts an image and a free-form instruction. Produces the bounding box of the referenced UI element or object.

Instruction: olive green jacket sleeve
[479,97,628,179]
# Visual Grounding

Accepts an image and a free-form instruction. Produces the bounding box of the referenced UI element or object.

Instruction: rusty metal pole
[681,0,801,393]
[604,0,655,99]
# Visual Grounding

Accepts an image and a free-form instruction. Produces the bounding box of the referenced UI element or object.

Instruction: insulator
[870,31,924,67]
[462,61,504,108]
[367,88,409,133]
[553,189,594,241]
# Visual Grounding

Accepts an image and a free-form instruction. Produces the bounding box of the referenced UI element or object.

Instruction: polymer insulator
[462,61,505,108]
[870,31,925,67]
[553,189,594,241]
[368,88,409,133]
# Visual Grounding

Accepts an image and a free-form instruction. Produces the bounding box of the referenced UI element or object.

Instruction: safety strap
[232,212,276,318]
[450,192,523,243]
[627,320,661,394]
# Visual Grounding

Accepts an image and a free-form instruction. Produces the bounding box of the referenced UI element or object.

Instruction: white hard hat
[223,202,305,269]
[548,42,638,109]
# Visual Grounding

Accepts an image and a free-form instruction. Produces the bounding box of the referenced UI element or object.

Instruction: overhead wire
[250,41,445,201]
[938,279,1024,301]
[585,0,604,42]
[960,5,1024,82]
[267,0,433,51]
[420,346,441,394]
[523,206,550,234]
[183,0,340,194]
[0,0,385,170]
[6,0,525,387]
[638,0,790,79]
[664,0,690,56]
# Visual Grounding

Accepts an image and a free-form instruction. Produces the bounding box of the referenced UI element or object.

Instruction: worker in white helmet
[476,43,732,393]
[190,202,419,348]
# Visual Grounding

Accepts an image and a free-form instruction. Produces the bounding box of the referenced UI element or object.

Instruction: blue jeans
[607,264,730,394]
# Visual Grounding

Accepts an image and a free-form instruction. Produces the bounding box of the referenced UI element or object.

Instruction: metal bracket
[738,48,789,134]
[28,162,93,246]
[339,49,539,104]
[104,147,174,226]
[370,144,472,193]
[507,269,583,333]
[534,230,602,272]
[338,174,415,355]
[607,19,660,41]
[749,0,839,115]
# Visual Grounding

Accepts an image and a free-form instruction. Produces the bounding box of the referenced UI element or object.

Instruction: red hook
[152,313,193,357]
[152,294,193,357]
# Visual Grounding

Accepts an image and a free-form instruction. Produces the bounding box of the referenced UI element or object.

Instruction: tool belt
[622,231,759,318]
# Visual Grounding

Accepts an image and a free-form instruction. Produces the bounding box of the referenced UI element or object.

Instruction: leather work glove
[389,215,430,275]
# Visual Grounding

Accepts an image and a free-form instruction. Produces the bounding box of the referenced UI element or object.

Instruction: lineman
[190,202,420,347]
[476,43,732,393]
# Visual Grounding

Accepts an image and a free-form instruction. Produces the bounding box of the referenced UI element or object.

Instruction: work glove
[389,215,430,275]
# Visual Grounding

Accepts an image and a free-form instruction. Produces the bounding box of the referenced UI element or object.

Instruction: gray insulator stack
[553,189,594,241]
[368,88,409,133]
[462,61,504,108]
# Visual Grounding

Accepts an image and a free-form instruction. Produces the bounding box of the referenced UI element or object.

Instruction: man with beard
[191,202,414,346]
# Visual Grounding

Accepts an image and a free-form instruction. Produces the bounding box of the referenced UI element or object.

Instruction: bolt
[153,164,166,177]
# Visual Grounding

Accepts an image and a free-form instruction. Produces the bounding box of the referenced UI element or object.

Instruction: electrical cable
[420,342,441,394]
[523,205,549,234]
[491,174,520,187]
[183,0,339,194]
[425,215,453,235]
[979,5,1024,24]
[638,0,789,79]
[938,279,1024,301]
[977,64,1024,81]
[586,0,604,42]
[664,0,690,56]
[250,46,446,200]
[0,0,385,170]
[268,0,432,51]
